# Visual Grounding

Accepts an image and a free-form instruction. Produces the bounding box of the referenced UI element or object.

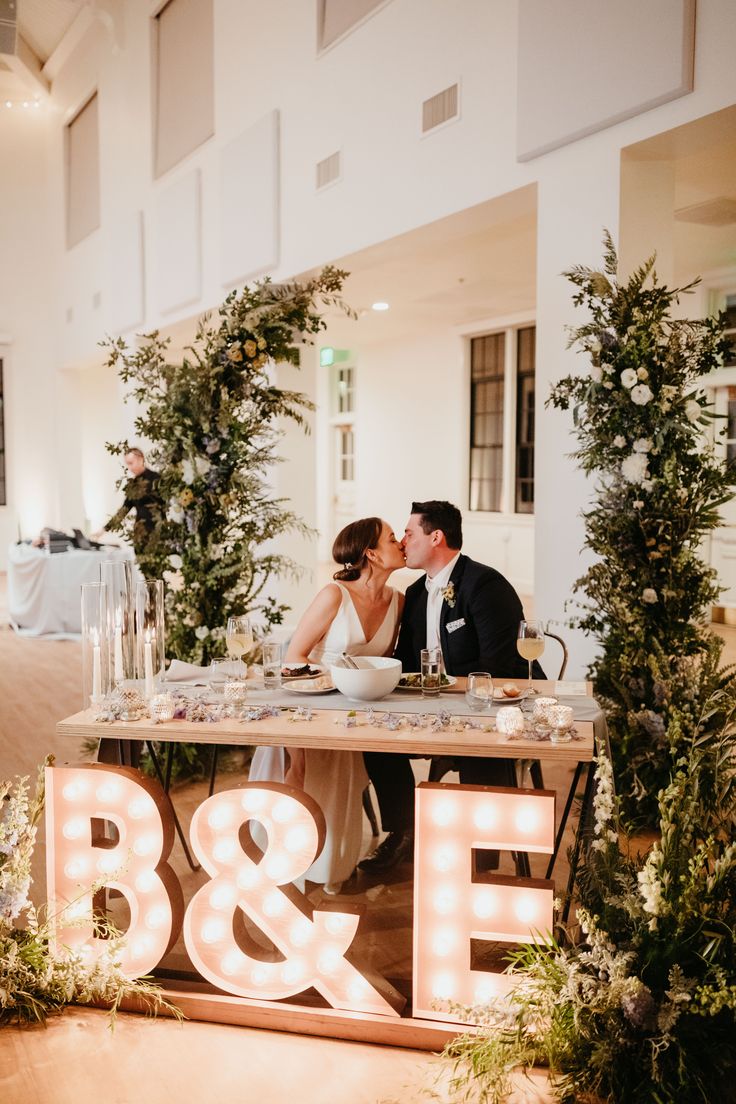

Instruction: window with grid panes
[338,426,355,481]
[336,365,354,414]
[0,359,5,505]
[469,333,505,511]
[723,296,736,470]
[515,326,535,512]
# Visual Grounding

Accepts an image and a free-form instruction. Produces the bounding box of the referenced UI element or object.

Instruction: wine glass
[226,615,253,677]
[517,620,545,697]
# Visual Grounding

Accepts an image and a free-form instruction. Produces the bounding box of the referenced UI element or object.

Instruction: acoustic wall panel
[107,210,145,334]
[220,110,280,288]
[516,0,696,161]
[153,169,202,314]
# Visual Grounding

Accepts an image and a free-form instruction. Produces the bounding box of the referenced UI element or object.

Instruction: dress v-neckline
[338,583,394,646]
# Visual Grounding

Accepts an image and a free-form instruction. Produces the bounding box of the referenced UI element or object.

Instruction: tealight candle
[149,692,176,722]
[549,704,574,742]
[495,706,525,735]
[533,696,558,725]
[224,679,248,703]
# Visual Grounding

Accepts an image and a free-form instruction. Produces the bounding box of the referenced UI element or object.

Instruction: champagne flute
[517,620,545,696]
[226,615,253,677]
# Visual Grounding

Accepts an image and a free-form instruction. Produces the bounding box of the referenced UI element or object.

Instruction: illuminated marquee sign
[46,766,554,1024]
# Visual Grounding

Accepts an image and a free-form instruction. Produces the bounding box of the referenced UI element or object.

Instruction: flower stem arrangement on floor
[0,760,178,1026]
[439,691,736,1103]
[104,266,354,665]
[547,233,736,825]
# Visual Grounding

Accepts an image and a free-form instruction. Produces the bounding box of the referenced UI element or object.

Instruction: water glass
[262,641,283,689]
[208,659,229,693]
[420,647,442,697]
[465,671,492,712]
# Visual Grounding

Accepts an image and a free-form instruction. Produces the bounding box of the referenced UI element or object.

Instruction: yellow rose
[244,339,257,357]
[228,345,243,362]
[179,489,194,506]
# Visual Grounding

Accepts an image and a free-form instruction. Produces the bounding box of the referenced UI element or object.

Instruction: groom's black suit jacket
[394,553,542,680]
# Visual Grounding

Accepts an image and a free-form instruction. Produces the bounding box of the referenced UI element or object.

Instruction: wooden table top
[57,678,596,763]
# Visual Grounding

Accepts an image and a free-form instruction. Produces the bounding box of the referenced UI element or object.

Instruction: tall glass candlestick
[136,579,165,693]
[81,582,110,707]
[100,559,135,685]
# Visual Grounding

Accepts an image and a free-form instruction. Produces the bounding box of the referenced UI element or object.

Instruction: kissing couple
[249,499,539,893]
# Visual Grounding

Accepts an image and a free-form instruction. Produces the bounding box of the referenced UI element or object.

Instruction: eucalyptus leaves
[104,267,354,665]
[548,233,735,822]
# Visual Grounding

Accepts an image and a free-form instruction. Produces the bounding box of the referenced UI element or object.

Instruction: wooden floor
[3,573,734,1104]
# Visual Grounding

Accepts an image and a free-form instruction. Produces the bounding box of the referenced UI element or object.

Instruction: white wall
[2,0,736,670]
[0,108,59,557]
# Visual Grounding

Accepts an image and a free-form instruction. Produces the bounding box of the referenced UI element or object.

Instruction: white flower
[620,368,637,389]
[590,365,602,383]
[641,588,658,604]
[685,398,702,423]
[181,459,195,485]
[638,848,664,917]
[195,456,211,476]
[633,438,652,453]
[588,338,602,354]
[167,500,184,524]
[613,435,626,448]
[631,384,653,406]
[168,554,183,569]
[603,381,614,389]
[637,367,649,380]
[162,570,184,592]
[195,626,209,640]
[621,453,649,484]
[633,500,644,509]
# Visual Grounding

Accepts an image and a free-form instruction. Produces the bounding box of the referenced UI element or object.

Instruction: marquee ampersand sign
[183,783,405,1016]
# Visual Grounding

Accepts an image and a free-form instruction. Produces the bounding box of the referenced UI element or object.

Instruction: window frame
[461,313,536,518]
[328,360,357,489]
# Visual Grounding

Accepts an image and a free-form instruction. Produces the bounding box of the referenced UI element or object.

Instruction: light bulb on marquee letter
[183,782,404,1017]
[45,765,183,977]
[413,782,555,1024]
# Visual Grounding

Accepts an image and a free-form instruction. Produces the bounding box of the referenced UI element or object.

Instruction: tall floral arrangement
[439,689,736,1103]
[547,233,735,823]
[1,761,177,1024]
[104,267,354,664]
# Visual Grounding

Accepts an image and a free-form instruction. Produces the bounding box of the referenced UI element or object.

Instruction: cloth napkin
[165,659,215,684]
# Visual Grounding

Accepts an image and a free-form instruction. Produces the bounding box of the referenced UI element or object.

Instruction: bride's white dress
[249,582,400,888]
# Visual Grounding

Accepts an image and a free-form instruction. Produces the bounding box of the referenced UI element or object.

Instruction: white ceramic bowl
[329,657,402,701]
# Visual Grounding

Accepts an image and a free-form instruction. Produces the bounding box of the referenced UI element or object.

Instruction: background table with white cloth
[7,543,135,637]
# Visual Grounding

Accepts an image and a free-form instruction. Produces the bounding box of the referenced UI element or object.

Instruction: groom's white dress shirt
[425,552,461,659]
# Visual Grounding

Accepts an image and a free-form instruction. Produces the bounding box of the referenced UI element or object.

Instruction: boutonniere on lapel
[441,582,456,609]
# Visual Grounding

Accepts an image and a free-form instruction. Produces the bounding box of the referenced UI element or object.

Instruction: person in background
[96,448,162,555]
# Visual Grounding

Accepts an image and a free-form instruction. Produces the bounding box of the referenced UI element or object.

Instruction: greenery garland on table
[438,688,736,1103]
[104,266,354,665]
[547,233,735,826]
[0,760,180,1026]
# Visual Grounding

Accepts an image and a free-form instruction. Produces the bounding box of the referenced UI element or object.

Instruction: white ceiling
[0,0,84,97]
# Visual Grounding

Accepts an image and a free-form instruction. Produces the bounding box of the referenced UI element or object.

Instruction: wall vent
[422,83,458,133]
[675,197,736,227]
[0,0,16,55]
[316,150,341,190]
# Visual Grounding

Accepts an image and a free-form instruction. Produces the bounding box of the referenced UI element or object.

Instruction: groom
[360,500,542,874]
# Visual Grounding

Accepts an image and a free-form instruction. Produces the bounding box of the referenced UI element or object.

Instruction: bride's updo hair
[332,517,383,582]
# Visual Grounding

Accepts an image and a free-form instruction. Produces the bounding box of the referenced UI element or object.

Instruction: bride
[249,517,405,892]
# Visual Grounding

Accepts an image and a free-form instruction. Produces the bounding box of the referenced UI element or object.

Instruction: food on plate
[398,672,452,688]
[502,682,521,698]
[282,663,322,678]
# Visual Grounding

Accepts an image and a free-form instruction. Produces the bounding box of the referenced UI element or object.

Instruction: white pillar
[534,144,622,679]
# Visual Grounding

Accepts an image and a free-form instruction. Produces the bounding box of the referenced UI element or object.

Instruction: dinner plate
[396,674,457,691]
[285,676,336,694]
